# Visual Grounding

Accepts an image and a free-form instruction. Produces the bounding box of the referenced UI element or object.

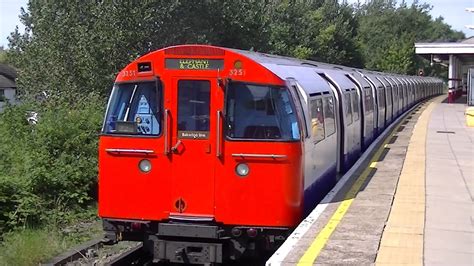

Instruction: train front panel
[98,45,305,235]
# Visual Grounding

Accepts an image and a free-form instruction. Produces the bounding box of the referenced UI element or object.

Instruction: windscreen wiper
[123,84,138,121]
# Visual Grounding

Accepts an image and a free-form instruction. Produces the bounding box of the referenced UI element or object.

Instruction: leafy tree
[356,0,465,75]
[262,0,363,66]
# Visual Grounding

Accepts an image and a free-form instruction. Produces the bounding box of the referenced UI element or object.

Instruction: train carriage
[345,71,375,150]
[316,69,362,173]
[376,76,394,125]
[98,45,442,264]
[362,73,387,135]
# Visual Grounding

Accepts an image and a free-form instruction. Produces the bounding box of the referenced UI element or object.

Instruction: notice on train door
[178,131,209,139]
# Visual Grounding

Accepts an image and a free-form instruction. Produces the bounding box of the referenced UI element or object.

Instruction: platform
[267,95,473,265]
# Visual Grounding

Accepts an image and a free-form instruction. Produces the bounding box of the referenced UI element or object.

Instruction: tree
[355,0,465,75]
[262,0,363,66]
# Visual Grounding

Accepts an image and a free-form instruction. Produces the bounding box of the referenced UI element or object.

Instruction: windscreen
[103,81,161,135]
[225,83,300,141]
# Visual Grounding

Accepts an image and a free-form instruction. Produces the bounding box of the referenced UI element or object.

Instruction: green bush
[0,93,105,233]
[0,227,68,266]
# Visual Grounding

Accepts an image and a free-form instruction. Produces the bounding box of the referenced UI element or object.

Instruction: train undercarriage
[103,218,289,264]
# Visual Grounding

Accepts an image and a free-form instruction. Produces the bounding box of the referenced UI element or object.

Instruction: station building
[0,63,17,112]
[415,37,474,106]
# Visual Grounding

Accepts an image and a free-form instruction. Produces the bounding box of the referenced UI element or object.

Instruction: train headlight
[139,159,152,173]
[235,163,249,177]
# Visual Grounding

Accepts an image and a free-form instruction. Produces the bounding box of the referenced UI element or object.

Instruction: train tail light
[231,227,242,237]
[131,222,142,231]
[246,228,257,238]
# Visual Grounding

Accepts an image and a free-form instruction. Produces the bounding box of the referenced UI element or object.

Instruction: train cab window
[310,98,325,143]
[103,81,160,135]
[177,80,210,133]
[344,93,353,125]
[351,91,359,121]
[225,83,300,141]
[323,96,336,137]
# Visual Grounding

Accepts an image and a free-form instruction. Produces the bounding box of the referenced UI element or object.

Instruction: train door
[168,77,221,218]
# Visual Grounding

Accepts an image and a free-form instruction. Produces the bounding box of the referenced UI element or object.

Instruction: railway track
[42,239,150,266]
[42,238,268,265]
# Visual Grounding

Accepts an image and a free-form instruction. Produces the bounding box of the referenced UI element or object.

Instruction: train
[98,45,442,264]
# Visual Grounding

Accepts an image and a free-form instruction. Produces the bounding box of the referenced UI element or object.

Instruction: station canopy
[415,37,474,105]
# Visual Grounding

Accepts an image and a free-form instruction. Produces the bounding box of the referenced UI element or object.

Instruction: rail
[42,240,149,266]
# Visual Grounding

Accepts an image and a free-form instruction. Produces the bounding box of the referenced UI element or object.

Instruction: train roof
[226,47,436,94]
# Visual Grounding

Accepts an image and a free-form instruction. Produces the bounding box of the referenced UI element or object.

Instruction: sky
[0,0,473,48]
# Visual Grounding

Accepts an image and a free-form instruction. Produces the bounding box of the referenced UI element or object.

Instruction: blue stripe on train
[303,164,337,217]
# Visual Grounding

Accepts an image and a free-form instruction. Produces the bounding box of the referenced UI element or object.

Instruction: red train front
[98,45,304,264]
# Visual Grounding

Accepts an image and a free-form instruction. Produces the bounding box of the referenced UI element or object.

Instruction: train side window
[291,85,308,138]
[225,83,300,140]
[386,87,392,106]
[323,96,336,137]
[351,91,359,121]
[364,88,372,112]
[310,98,325,143]
[344,93,353,125]
[378,89,385,108]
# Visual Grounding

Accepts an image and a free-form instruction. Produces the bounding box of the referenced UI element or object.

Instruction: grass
[0,207,102,266]
[0,227,68,266]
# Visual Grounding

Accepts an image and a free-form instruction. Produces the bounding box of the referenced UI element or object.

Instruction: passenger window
[323,96,336,137]
[310,98,325,143]
[394,86,398,102]
[345,93,353,125]
[364,88,372,112]
[291,85,308,138]
[351,91,359,121]
[378,89,385,108]
[225,83,300,140]
[386,87,392,106]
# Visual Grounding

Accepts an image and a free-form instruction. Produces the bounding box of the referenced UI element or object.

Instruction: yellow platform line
[375,97,442,265]
[297,114,405,265]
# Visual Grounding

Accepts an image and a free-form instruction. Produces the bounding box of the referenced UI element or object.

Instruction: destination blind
[165,58,224,70]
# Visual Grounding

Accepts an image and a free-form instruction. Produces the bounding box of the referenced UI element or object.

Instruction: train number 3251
[229,69,246,76]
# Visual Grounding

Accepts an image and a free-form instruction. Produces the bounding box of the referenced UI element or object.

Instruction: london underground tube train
[98,45,442,264]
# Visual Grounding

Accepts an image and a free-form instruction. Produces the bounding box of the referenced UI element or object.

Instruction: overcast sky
[0,0,473,48]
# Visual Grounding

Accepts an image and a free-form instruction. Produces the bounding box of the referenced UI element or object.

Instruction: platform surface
[422,97,473,265]
[267,96,474,265]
